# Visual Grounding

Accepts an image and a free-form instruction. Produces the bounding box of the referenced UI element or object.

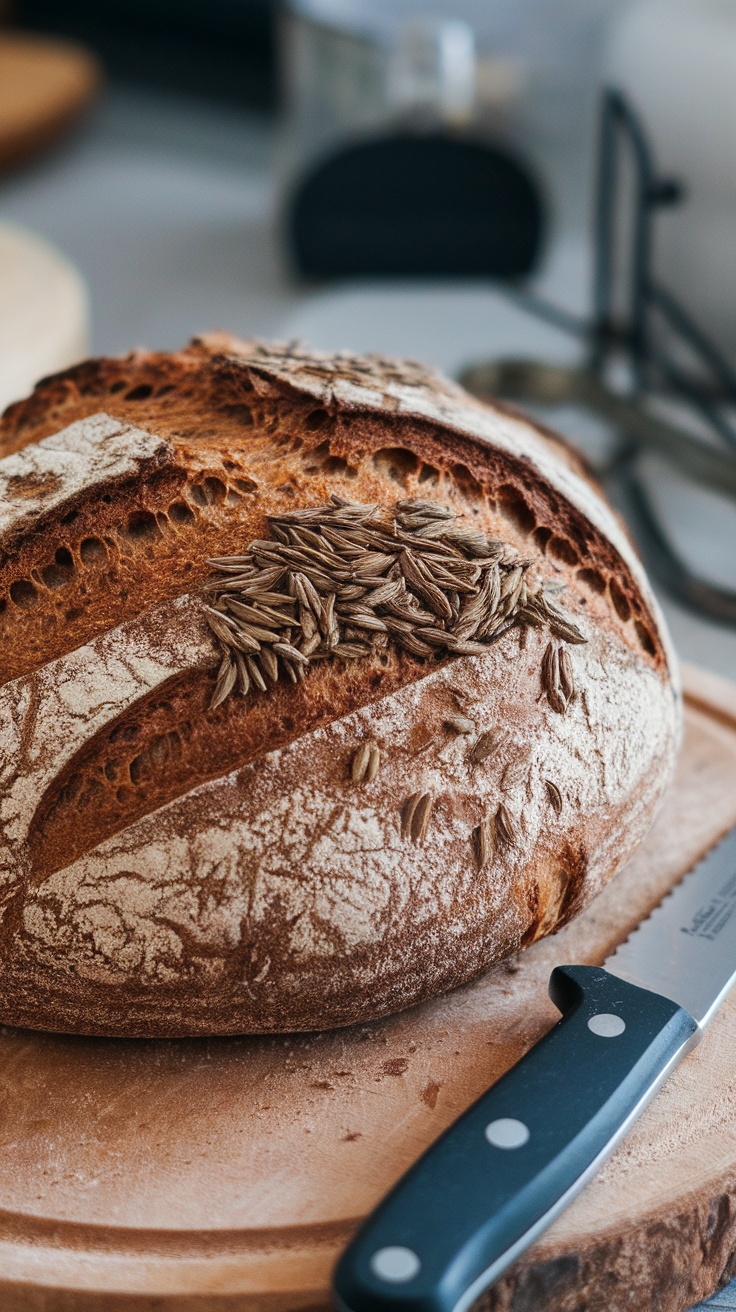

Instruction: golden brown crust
[0,337,679,1036]
[0,338,666,682]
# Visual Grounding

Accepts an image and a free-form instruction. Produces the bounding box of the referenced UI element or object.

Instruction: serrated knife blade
[333,823,736,1312]
[607,825,736,1026]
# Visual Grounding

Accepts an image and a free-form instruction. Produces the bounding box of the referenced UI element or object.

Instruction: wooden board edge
[682,661,736,731]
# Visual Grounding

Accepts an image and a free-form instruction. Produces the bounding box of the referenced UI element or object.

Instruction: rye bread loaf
[0,335,679,1037]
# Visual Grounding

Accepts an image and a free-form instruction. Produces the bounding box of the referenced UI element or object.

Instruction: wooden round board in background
[0,33,99,175]
[0,663,735,1312]
[0,222,89,415]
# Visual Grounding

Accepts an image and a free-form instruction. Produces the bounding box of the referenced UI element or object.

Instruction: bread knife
[333,823,736,1312]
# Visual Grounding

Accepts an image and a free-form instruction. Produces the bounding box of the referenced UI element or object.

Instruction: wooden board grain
[0,662,735,1312]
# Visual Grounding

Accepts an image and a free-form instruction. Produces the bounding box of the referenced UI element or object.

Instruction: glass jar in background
[277,0,627,258]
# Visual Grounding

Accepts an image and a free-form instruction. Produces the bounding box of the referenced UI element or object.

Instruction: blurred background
[0,0,735,686]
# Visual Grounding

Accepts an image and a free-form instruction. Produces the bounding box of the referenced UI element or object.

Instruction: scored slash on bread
[0,336,680,1036]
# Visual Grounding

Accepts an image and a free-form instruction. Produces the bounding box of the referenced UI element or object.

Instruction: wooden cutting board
[1,661,735,1312]
[0,33,99,174]
[0,222,89,414]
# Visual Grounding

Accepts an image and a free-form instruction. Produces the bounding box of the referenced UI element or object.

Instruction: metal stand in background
[461,88,736,627]
[592,90,736,446]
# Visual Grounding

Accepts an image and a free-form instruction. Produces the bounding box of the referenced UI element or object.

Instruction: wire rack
[461,88,736,627]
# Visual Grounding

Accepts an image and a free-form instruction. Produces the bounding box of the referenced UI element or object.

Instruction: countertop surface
[0,80,734,1311]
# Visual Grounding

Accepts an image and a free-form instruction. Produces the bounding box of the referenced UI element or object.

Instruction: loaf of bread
[0,336,679,1036]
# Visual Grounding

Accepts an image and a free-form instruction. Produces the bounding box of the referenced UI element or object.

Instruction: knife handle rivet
[370,1246,421,1283]
[484,1117,530,1149]
[588,1013,626,1037]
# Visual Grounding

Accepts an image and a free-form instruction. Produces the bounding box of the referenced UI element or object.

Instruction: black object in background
[289,133,544,281]
[13,0,276,108]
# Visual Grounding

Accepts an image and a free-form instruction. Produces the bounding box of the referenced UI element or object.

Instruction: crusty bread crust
[0,337,679,1035]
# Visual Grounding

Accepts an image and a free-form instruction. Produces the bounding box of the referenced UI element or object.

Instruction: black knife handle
[332,966,699,1312]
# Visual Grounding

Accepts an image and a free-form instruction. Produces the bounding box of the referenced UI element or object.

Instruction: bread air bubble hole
[302,440,356,477]
[204,476,227,504]
[635,620,657,657]
[577,567,606,595]
[609,578,632,622]
[325,455,350,475]
[449,462,484,502]
[150,734,178,766]
[219,402,253,425]
[125,383,153,401]
[0,598,6,614]
[80,537,107,564]
[533,526,552,552]
[372,447,420,485]
[78,777,104,807]
[418,462,439,485]
[125,510,159,541]
[548,536,580,567]
[226,489,242,506]
[108,380,126,394]
[169,500,196,524]
[306,408,329,431]
[235,477,257,493]
[499,484,536,534]
[109,722,140,745]
[59,772,81,806]
[42,547,75,590]
[10,579,38,609]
